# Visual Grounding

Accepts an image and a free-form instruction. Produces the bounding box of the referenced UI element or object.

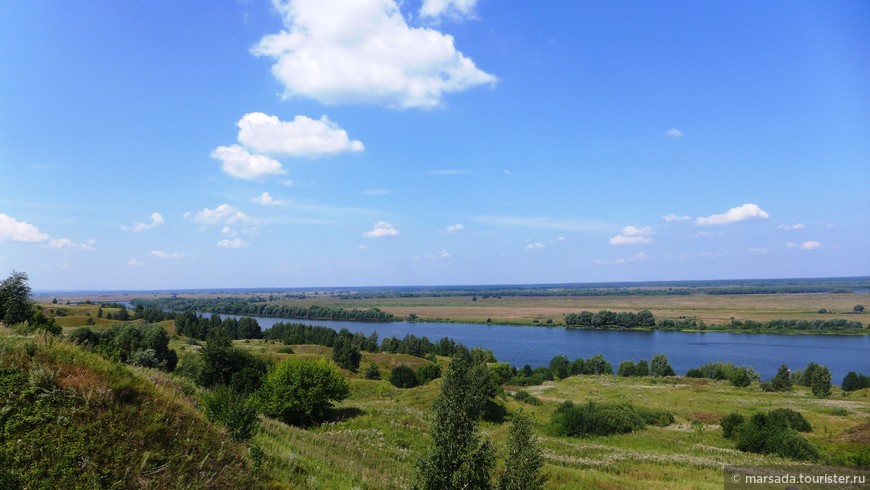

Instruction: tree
[650,354,675,377]
[855,305,865,313]
[331,336,361,372]
[770,364,792,392]
[254,357,349,426]
[809,365,832,398]
[363,363,382,380]
[390,365,419,388]
[549,355,570,379]
[415,348,495,489]
[0,271,33,326]
[498,412,545,490]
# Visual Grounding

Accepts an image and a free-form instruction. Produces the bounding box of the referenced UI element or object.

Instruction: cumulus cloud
[525,242,546,250]
[186,204,250,225]
[445,223,464,232]
[420,0,478,20]
[609,226,653,245]
[661,214,690,222]
[252,192,282,206]
[252,0,496,109]
[218,238,249,249]
[122,212,164,232]
[237,112,364,157]
[0,213,49,242]
[664,128,683,138]
[150,250,185,259]
[777,223,805,231]
[363,221,399,238]
[695,203,769,226]
[210,145,286,180]
[788,240,821,250]
[127,258,146,267]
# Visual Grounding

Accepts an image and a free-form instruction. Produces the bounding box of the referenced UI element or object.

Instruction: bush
[720,413,745,439]
[730,410,819,461]
[842,371,870,392]
[800,363,832,398]
[363,363,381,380]
[331,336,361,372]
[769,364,792,391]
[416,363,442,384]
[390,365,419,388]
[635,406,675,427]
[513,390,541,405]
[549,355,570,379]
[276,345,294,354]
[650,354,675,377]
[254,357,349,426]
[768,408,812,432]
[551,401,646,437]
[200,385,259,440]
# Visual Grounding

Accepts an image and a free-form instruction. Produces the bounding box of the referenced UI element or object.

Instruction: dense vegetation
[722,408,819,461]
[132,297,397,322]
[551,401,674,437]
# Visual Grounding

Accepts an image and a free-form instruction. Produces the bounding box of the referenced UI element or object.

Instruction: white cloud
[237,112,364,157]
[662,214,691,222]
[122,212,164,232]
[609,226,653,245]
[426,250,451,260]
[556,236,566,242]
[664,128,683,138]
[420,0,478,20]
[526,242,546,250]
[186,204,250,225]
[748,248,769,255]
[218,238,249,249]
[150,250,185,259]
[694,231,722,239]
[252,0,496,109]
[472,215,609,233]
[47,238,95,251]
[222,226,237,237]
[210,144,286,180]
[252,192,283,206]
[445,223,464,232]
[127,258,146,267]
[786,240,822,250]
[363,221,399,238]
[0,213,49,242]
[696,203,769,226]
[777,223,805,231]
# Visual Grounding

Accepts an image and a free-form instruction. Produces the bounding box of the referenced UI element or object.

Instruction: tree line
[563,309,865,331]
[131,297,398,322]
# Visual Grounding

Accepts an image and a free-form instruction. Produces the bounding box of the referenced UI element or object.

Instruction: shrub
[363,363,381,380]
[720,413,744,439]
[768,408,812,432]
[800,363,832,398]
[769,364,792,392]
[842,371,870,392]
[551,401,646,437]
[498,412,545,490]
[276,345,294,354]
[549,355,570,379]
[635,406,675,427]
[254,357,349,426]
[201,385,259,440]
[331,336,361,372]
[513,390,541,405]
[730,410,819,461]
[390,365,419,388]
[650,354,675,377]
[416,363,442,384]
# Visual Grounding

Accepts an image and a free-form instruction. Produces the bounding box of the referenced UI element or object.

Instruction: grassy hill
[2,327,869,489]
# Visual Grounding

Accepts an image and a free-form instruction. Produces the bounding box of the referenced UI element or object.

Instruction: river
[221,315,869,381]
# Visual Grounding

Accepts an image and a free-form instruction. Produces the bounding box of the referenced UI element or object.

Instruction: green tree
[549,355,570,379]
[855,305,865,313]
[200,385,259,441]
[0,271,33,326]
[498,412,545,490]
[254,357,349,426]
[770,364,792,392]
[331,336,361,371]
[809,365,832,398]
[650,353,675,377]
[363,363,382,380]
[415,348,495,489]
[390,365,419,388]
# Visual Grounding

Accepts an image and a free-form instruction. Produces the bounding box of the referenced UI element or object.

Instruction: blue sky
[1,0,868,290]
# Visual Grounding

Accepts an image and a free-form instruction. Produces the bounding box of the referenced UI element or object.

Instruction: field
[231,339,870,489]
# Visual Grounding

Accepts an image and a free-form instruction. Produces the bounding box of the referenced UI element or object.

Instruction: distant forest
[131,297,398,322]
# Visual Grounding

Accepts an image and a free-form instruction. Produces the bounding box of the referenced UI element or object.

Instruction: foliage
[134,296,398,322]
[196,328,267,393]
[855,304,865,313]
[69,323,178,372]
[650,353,675,377]
[363,362,382,380]
[415,347,495,490]
[513,390,541,405]
[498,412,545,490]
[390,365,419,388]
[416,362,442,384]
[0,271,32,326]
[331,334,361,371]
[686,361,759,387]
[174,312,262,340]
[842,371,870,391]
[551,401,647,437]
[720,413,745,439]
[769,364,793,391]
[549,354,570,379]
[254,357,349,426]
[564,309,656,328]
[798,362,832,398]
[730,410,819,461]
[617,359,650,377]
[200,385,259,440]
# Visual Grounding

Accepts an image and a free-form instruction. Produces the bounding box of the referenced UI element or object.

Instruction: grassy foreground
[2,328,868,489]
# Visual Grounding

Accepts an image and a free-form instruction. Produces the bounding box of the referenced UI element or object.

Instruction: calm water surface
[223,316,870,381]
